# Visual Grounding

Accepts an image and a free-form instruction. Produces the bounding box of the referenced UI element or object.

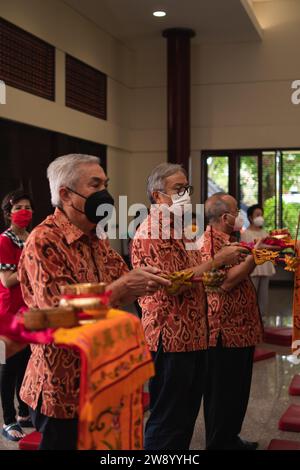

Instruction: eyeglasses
[176,185,194,197]
[224,209,240,217]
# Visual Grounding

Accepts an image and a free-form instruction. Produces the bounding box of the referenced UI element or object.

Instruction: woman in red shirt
[0,189,33,441]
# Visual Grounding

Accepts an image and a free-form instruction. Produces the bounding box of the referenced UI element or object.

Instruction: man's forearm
[221,255,256,291]
[191,257,223,277]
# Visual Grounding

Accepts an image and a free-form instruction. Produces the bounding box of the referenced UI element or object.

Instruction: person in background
[201,193,263,450]
[0,190,33,441]
[131,163,245,450]
[241,204,276,319]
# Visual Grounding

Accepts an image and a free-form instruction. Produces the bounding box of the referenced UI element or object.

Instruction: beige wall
[0,0,133,150]
[1,0,300,235]
[0,0,167,220]
[189,0,300,201]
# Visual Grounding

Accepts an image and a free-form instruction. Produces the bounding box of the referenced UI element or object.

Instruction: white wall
[0,0,134,149]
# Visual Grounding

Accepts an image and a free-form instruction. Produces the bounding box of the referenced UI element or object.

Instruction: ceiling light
[153,11,166,17]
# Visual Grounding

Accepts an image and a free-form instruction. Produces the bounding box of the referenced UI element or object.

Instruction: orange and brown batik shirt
[200,226,263,348]
[18,208,129,419]
[131,207,208,353]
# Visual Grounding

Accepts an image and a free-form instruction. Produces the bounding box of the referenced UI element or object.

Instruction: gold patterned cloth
[53,309,154,450]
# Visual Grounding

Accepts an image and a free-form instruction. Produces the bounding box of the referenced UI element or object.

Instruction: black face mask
[67,187,115,224]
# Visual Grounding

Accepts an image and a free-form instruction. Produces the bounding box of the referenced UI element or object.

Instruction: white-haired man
[131,162,246,450]
[18,154,170,450]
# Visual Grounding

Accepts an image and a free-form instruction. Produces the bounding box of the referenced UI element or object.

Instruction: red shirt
[18,208,129,419]
[0,229,26,317]
[200,226,263,348]
[131,207,208,353]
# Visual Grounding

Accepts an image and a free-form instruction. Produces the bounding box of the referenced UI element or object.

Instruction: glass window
[239,155,258,208]
[206,156,229,197]
[262,151,276,233]
[282,151,300,238]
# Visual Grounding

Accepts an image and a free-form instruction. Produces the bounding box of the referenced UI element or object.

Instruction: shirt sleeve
[107,244,130,279]
[18,230,76,309]
[131,235,179,274]
[200,232,227,275]
[0,235,17,271]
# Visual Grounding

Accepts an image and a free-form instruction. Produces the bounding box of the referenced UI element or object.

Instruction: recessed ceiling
[62,0,262,45]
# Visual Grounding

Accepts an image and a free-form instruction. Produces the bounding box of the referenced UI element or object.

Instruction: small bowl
[60,282,107,296]
[59,297,108,317]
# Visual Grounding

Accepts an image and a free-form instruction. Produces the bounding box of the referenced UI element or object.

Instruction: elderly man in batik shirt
[18,154,170,450]
[200,193,263,450]
[131,163,244,450]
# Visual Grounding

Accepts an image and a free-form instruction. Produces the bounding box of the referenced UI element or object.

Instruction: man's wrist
[213,253,224,268]
[107,276,127,305]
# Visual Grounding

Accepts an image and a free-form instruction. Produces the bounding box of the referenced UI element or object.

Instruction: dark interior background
[0,118,106,232]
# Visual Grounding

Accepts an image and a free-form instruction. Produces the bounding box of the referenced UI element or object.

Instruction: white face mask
[170,192,191,207]
[233,213,244,231]
[169,193,191,215]
[253,216,264,227]
[158,191,191,212]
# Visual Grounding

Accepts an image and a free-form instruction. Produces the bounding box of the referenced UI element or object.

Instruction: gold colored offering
[24,306,78,331]
[60,282,107,296]
[60,282,109,318]
[284,255,300,272]
[253,249,279,265]
[59,297,108,317]
[164,270,195,295]
[202,269,226,293]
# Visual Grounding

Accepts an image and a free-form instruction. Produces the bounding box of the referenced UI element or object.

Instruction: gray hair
[147,162,187,203]
[47,154,100,207]
[205,192,230,222]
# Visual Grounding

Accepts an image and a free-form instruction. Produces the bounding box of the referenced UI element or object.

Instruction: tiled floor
[190,345,300,450]
[1,283,299,451]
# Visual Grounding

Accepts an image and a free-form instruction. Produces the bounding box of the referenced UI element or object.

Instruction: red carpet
[289,375,300,396]
[18,431,41,450]
[278,404,300,432]
[254,348,276,362]
[142,391,150,412]
[263,327,292,347]
[267,439,300,450]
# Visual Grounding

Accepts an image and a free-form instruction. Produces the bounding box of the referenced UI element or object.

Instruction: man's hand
[215,245,248,267]
[108,267,171,306]
[122,267,171,297]
[253,237,266,250]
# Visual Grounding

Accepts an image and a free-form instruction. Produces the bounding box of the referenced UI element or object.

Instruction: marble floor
[1,283,299,451]
[190,345,300,450]
[191,283,300,450]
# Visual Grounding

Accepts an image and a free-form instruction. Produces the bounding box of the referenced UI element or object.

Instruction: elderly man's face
[61,163,109,231]
[154,171,188,206]
[221,195,239,233]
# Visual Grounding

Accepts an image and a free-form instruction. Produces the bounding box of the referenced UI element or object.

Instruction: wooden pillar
[162,28,195,172]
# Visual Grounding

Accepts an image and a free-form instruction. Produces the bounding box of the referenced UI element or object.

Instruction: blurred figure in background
[241,204,275,319]
[0,189,33,441]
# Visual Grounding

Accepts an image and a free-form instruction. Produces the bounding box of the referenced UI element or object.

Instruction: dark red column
[162,28,195,172]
